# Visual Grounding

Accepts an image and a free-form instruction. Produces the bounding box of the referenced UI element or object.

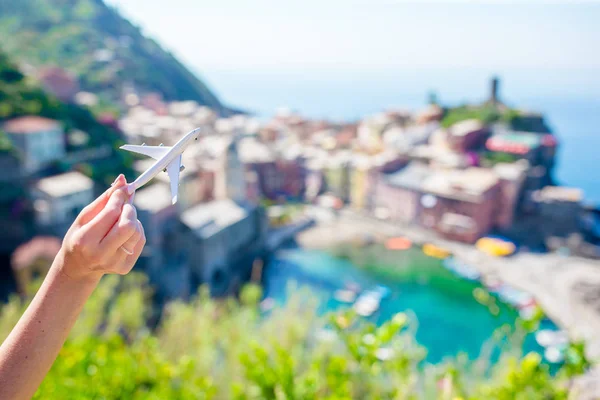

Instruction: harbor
[292,206,600,362]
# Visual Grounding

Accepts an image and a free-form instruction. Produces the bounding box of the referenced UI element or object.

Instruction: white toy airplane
[120,128,202,204]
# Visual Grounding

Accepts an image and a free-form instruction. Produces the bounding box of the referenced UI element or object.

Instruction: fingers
[120,220,142,255]
[121,221,146,275]
[99,203,140,254]
[109,220,146,275]
[82,186,130,242]
[76,174,126,226]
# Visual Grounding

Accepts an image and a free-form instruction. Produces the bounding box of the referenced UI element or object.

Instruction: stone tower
[490,76,500,104]
[225,136,246,203]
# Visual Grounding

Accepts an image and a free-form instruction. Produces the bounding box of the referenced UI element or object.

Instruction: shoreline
[296,207,600,361]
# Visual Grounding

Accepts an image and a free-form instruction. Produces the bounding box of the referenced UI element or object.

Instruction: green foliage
[0,273,592,399]
[0,0,226,113]
[441,105,505,128]
[479,151,519,167]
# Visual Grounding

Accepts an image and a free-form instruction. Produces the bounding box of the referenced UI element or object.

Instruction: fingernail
[111,174,124,186]
[128,191,135,205]
[126,183,135,195]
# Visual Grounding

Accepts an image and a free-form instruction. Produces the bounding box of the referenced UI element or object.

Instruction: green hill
[0,0,228,115]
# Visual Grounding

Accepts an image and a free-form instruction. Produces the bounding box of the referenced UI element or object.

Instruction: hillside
[0,49,134,185]
[0,0,229,115]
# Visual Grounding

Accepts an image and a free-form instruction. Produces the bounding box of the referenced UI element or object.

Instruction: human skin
[0,174,145,400]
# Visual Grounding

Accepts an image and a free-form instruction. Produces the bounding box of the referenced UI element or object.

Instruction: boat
[476,237,516,257]
[519,304,538,320]
[482,275,503,292]
[385,237,412,251]
[334,289,357,303]
[544,346,565,364]
[354,295,380,317]
[422,243,451,259]
[497,286,534,308]
[443,257,481,280]
[353,285,390,317]
[535,329,569,348]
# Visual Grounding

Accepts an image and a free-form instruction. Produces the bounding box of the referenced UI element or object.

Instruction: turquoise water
[263,248,552,363]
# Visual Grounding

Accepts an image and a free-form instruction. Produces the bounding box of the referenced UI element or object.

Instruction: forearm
[0,250,101,400]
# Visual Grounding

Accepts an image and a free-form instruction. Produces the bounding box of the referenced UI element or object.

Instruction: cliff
[0,0,230,115]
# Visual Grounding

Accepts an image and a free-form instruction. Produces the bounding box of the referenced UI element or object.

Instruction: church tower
[224,136,246,203]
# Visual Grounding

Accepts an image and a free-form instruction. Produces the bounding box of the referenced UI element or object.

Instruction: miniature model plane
[120,128,202,204]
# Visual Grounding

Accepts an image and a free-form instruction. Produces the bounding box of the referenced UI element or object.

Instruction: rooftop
[238,138,275,163]
[3,116,61,134]
[181,199,249,239]
[493,160,529,181]
[534,186,583,203]
[35,171,93,198]
[384,163,432,191]
[448,119,485,137]
[134,183,174,213]
[486,131,544,154]
[422,167,499,202]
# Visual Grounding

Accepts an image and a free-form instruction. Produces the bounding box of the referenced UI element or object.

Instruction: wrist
[52,248,104,288]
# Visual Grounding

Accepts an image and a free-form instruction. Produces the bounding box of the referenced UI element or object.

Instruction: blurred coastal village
[2,66,600,302]
[3,3,600,391]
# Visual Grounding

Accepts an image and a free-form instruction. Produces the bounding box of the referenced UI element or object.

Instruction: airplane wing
[165,155,182,204]
[120,144,172,160]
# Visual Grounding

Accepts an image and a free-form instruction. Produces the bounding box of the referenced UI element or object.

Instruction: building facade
[3,116,65,174]
[32,171,94,235]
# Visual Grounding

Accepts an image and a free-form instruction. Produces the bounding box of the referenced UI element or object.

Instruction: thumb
[77,174,126,226]
[82,186,129,242]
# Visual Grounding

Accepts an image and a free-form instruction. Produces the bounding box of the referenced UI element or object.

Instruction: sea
[201,67,600,205]
[262,248,555,364]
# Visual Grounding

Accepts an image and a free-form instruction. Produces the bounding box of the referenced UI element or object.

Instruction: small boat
[443,257,481,280]
[476,237,516,257]
[482,275,503,292]
[519,304,538,320]
[544,346,565,364]
[422,243,451,259]
[535,329,569,348]
[354,296,380,317]
[334,289,357,303]
[385,237,412,251]
[353,286,390,317]
[498,286,534,308]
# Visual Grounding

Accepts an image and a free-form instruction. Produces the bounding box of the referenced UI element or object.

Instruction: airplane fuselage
[131,128,201,190]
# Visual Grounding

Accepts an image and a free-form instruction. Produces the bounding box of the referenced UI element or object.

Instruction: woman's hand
[0,174,148,400]
[59,174,146,282]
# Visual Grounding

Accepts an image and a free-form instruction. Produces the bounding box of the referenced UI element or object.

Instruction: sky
[105,0,600,200]
[106,0,600,74]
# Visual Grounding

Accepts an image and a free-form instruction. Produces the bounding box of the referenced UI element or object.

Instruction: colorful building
[420,168,501,243]
[181,200,265,296]
[32,171,94,235]
[373,162,503,243]
[2,116,66,174]
[446,119,489,153]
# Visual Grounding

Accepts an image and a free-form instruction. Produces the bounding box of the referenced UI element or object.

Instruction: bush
[0,273,591,399]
